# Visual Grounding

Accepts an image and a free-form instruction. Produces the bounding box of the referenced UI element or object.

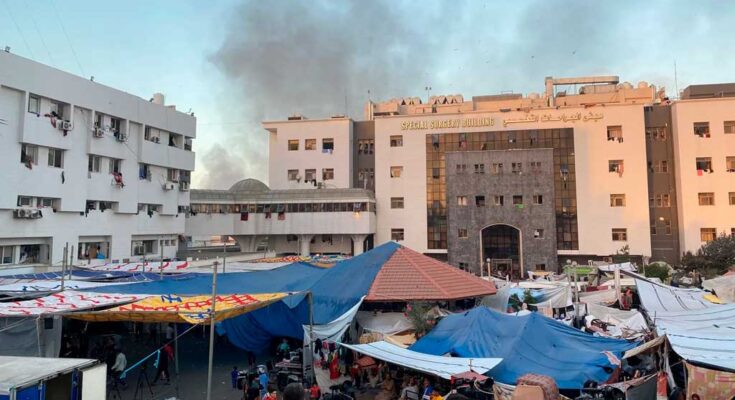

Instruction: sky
[2,0,734,189]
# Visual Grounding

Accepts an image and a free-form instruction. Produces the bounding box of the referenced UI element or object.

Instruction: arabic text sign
[0,291,140,316]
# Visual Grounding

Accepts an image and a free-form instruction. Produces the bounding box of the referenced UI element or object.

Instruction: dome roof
[229,178,270,193]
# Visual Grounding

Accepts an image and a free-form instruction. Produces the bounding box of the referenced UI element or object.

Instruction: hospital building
[189,76,735,276]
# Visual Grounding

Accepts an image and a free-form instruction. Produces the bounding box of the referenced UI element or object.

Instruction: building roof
[681,83,735,99]
[191,187,375,202]
[0,356,98,393]
[229,178,270,193]
[366,246,496,301]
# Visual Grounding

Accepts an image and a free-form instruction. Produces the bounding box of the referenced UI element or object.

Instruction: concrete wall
[671,97,735,253]
[266,118,353,190]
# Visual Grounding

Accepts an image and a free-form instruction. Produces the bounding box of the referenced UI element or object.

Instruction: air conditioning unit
[93,127,104,138]
[163,182,175,191]
[116,133,128,142]
[57,120,73,131]
[13,209,27,218]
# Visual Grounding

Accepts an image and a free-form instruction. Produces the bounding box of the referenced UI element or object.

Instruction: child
[310,383,321,400]
[231,366,239,389]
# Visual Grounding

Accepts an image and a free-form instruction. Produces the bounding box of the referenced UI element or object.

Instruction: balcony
[140,140,195,171]
[22,113,74,150]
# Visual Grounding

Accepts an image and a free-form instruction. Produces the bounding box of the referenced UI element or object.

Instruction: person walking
[152,343,173,385]
[110,347,128,388]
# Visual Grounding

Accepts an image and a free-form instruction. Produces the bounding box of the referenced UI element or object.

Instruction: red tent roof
[365,246,496,301]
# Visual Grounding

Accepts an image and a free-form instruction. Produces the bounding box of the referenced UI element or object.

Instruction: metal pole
[160,238,165,279]
[205,260,219,400]
[223,241,226,273]
[307,290,315,384]
[61,243,67,291]
[69,245,74,281]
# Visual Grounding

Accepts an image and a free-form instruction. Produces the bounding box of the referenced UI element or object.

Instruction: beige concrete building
[186,76,735,275]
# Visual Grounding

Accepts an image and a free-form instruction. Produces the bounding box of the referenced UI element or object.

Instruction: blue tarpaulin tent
[86,242,400,351]
[409,307,636,389]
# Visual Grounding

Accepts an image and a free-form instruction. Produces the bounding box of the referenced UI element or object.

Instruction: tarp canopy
[69,293,289,324]
[409,307,637,389]
[702,274,735,303]
[79,260,191,272]
[0,270,171,283]
[356,311,413,335]
[628,272,718,313]
[597,262,636,273]
[0,280,126,294]
[0,291,141,316]
[340,341,502,380]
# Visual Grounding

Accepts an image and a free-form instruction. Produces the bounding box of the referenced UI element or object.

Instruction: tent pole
[61,243,67,291]
[69,245,74,281]
[308,290,315,385]
[206,260,219,400]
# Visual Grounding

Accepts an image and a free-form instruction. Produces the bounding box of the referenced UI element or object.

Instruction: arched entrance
[481,224,522,279]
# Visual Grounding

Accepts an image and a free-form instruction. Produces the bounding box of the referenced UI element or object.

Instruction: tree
[644,261,671,283]
[405,302,433,337]
[681,234,735,278]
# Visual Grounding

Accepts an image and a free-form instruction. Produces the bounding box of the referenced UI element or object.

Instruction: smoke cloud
[194,0,734,189]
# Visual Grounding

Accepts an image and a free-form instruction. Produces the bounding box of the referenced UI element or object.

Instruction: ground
[108,328,262,400]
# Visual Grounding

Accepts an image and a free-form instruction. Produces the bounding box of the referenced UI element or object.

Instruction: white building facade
[0,52,195,267]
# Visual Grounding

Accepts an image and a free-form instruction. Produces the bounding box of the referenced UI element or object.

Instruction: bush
[644,262,671,282]
[681,234,735,278]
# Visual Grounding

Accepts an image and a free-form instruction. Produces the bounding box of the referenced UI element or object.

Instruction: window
[534,264,546,271]
[732,228,735,237]
[390,135,403,147]
[650,221,657,236]
[492,163,503,174]
[49,101,64,118]
[391,228,405,241]
[167,168,179,182]
[358,139,374,154]
[657,161,669,173]
[287,169,299,181]
[474,164,485,174]
[654,194,671,207]
[88,155,101,173]
[511,162,522,174]
[530,161,542,172]
[390,166,403,178]
[390,197,404,209]
[110,118,122,135]
[662,219,672,235]
[20,144,38,165]
[432,168,440,179]
[458,262,468,271]
[456,164,467,174]
[288,140,299,151]
[456,196,467,206]
[322,138,334,152]
[458,228,468,239]
[36,197,55,208]
[322,168,334,180]
[693,122,710,137]
[533,194,543,205]
[607,125,623,142]
[493,195,504,206]
[700,228,717,242]
[612,228,628,241]
[110,159,122,175]
[725,121,735,134]
[0,246,13,264]
[696,157,713,173]
[304,169,316,181]
[132,240,155,256]
[47,148,63,168]
[698,192,715,206]
[726,157,735,172]
[534,229,544,239]
[475,195,485,207]
[305,139,316,150]
[512,195,523,205]
[139,164,151,180]
[610,194,626,207]
[609,160,624,174]
[730,192,735,205]
[28,94,40,114]
[646,127,667,141]
[17,196,33,207]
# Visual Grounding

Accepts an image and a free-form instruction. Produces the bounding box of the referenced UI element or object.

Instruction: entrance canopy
[69,293,289,324]
[340,341,502,380]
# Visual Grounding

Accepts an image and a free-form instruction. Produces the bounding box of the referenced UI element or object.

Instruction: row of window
[451,194,544,207]
[455,161,544,175]
[700,228,735,242]
[21,144,63,168]
[287,168,333,182]
[696,192,735,206]
[695,157,735,173]
[693,121,735,137]
[189,202,375,214]
[17,196,58,209]
[288,138,334,152]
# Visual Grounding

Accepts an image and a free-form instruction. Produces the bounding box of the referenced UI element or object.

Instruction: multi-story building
[0,52,195,267]
[185,75,734,276]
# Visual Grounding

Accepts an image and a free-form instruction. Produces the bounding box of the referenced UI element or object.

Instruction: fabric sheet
[356,311,413,335]
[409,307,636,388]
[631,273,716,313]
[0,316,62,358]
[340,341,502,380]
[0,291,141,316]
[685,362,735,399]
[702,274,735,303]
[584,303,648,338]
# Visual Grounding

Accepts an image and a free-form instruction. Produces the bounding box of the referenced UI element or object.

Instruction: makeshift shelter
[0,356,104,400]
[340,341,502,380]
[365,245,496,301]
[702,274,735,303]
[409,307,637,389]
[626,271,717,313]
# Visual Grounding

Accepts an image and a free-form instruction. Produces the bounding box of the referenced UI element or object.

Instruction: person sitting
[421,377,434,400]
[400,377,419,400]
[375,373,395,400]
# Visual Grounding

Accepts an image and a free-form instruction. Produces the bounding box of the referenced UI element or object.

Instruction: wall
[671,98,735,253]
[266,118,353,190]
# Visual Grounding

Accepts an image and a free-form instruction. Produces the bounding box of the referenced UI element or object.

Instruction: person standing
[258,366,270,397]
[152,344,173,385]
[111,348,127,387]
[165,323,175,342]
[231,366,239,390]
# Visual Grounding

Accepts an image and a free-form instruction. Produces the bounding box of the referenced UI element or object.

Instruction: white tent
[340,341,502,380]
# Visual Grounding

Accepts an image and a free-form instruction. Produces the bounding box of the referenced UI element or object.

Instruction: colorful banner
[685,362,735,400]
[0,291,141,316]
[70,293,288,324]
